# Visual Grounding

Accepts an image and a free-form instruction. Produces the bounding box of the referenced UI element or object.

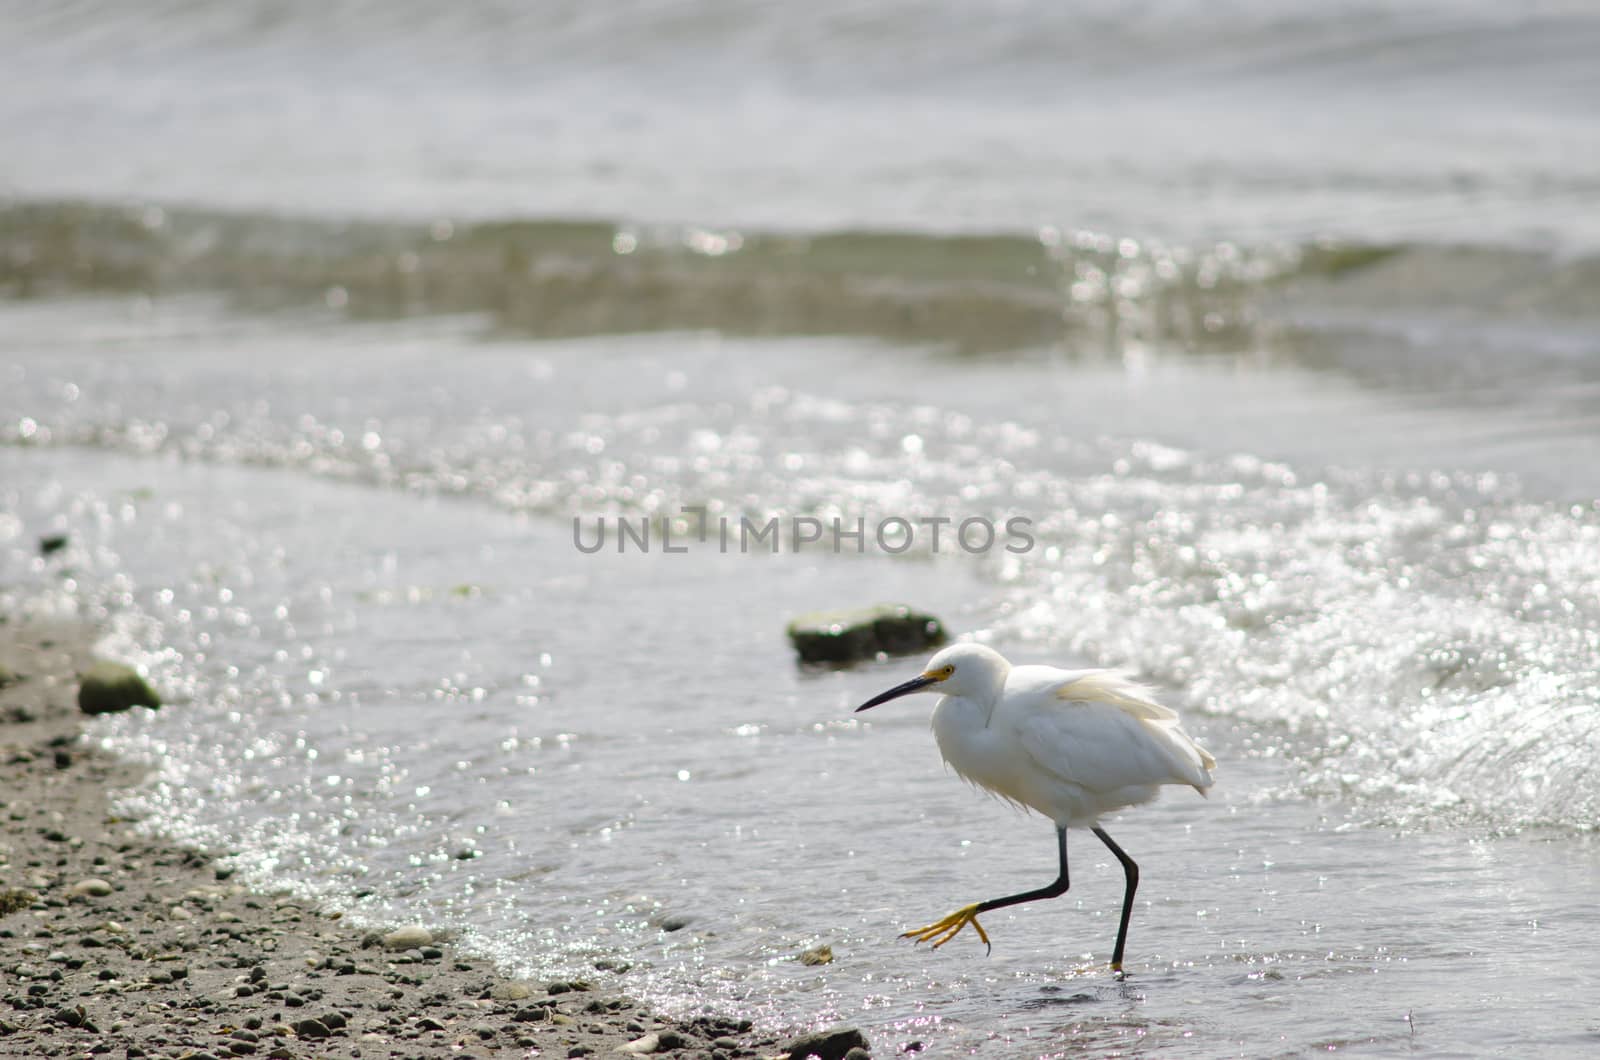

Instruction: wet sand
[0,618,820,1060]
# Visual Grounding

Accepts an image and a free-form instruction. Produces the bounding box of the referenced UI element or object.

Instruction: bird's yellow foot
[901,903,992,952]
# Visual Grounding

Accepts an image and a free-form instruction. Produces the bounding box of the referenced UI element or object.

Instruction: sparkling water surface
[5,1,1600,1053]
[4,302,1600,1056]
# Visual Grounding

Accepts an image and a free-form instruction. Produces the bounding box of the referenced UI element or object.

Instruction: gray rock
[70,878,114,899]
[490,980,535,1001]
[77,661,161,715]
[786,605,946,664]
[293,1017,331,1038]
[784,1026,869,1060]
[614,1031,659,1056]
[381,925,432,950]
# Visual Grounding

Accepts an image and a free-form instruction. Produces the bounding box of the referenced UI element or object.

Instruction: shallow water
[4,306,1600,1056]
[6,1,1600,1054]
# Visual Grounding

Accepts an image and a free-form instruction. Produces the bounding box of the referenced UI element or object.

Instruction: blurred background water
[4,2,1600,1056]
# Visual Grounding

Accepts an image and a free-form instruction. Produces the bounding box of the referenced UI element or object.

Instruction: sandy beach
[0,618,843,1060]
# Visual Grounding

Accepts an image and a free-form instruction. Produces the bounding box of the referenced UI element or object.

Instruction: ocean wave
[5,199,1599,361]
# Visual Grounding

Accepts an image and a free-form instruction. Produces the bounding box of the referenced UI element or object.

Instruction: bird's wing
[1051,669,1179,722]
[1008,666,1216,791]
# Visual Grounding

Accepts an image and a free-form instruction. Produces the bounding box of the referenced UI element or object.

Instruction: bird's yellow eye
[938,665,956,679]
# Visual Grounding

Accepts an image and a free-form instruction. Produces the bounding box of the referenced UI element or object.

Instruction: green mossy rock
[77,661,161,715]
[786,604,947,664]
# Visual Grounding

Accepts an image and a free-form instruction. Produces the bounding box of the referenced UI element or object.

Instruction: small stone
[71,879,114,899]
[39,533,69,556]
[415,1017,447,1033]
[619,1032,660,1054]
[568,1048,591,1058]
[381,925,432,951]
[77,661,161,715]
[798,944,834,966]
[293,1017,331,1039]
[784,1026,870,1060]
[655,1031,685,1050]
[659,914,692,933]
[490,980,534,1001]
[843,1050,871,1060]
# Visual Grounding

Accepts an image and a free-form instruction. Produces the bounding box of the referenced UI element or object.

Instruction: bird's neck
[935,687,1002,732]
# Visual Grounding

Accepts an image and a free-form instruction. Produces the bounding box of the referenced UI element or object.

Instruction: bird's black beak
[855,673,939,712]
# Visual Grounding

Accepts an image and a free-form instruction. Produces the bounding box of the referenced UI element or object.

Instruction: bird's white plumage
[918,644,1214,827]
[854,641,1215,964]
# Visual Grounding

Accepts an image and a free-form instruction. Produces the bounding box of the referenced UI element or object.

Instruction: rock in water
[77,661,161,715]
[786,605,946,664]
[784,1026,870,1060]
[798,944,834,966]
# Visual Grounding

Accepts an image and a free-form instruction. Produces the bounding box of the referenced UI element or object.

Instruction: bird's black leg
[975,826,1071,917]
[1092,826,1139,975]
[901,827,1069,952]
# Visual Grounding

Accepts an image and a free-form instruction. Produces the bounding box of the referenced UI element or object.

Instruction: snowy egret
[855,642,1214,973]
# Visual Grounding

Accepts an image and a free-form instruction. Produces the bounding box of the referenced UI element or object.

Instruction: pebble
[293,1017,331,1038]
[381,925,433,951]
[784,1026,870,1060]
[70,878,113,898]
[619,1032,660,1054]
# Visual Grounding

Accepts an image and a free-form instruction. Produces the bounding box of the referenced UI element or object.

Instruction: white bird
[854,642,1214,973]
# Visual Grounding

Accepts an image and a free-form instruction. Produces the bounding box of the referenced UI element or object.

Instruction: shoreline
[0,617,823,1060]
